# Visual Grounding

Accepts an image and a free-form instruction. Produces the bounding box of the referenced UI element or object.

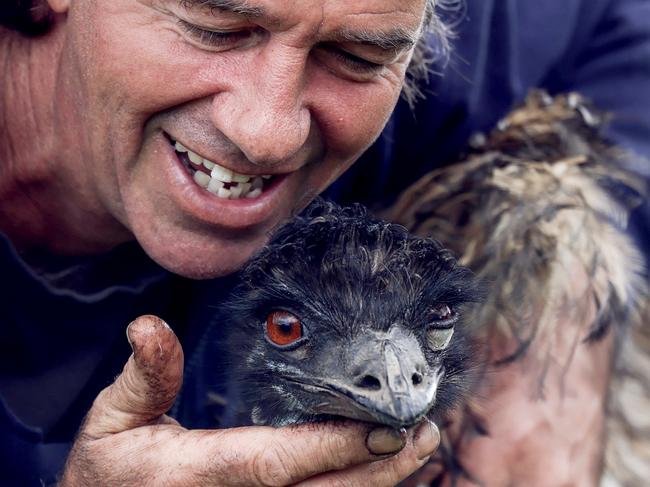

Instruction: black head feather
[222,199,482,428]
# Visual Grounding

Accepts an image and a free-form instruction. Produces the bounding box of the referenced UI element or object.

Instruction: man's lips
[158,132,297,230]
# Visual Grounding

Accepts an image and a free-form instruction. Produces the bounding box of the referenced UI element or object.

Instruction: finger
[400,459,445,487]
[81,315,184,439]
[189,420,412,486]
[295,421,441,487]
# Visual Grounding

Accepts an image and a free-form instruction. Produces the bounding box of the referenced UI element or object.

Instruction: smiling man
[2,0,429,277]
[0,0,443,485]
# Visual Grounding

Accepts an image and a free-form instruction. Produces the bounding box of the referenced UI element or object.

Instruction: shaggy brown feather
[385,90,648,486]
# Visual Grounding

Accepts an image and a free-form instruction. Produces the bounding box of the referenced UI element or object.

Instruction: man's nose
[211,47,312,168]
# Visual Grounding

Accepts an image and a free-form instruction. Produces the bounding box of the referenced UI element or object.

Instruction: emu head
[225,200,481,429]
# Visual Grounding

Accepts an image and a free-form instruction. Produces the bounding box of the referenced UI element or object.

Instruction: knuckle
[292,421,361,469]
[250,441,301,487]
[319,430,353,469]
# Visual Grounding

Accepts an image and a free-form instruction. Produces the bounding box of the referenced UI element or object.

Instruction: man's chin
[162,260,246,280]
[138,234,267,280]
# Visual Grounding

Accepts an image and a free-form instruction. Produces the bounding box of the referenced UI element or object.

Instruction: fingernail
[366,427,407,456]
[414,420,440,460]
[125,321,140,356]
[126,321,135,349]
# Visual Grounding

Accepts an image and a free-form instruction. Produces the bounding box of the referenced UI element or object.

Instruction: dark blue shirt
[2,0,650,484]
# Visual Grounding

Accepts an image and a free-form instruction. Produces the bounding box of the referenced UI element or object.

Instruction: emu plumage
[386,91,648,485]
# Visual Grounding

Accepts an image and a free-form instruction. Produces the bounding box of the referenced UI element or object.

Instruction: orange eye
[266,311,303,347]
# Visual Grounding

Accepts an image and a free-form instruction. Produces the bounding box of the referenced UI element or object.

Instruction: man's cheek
[88,34,200,113]
[314,84,400,158]
[71,10,204,114]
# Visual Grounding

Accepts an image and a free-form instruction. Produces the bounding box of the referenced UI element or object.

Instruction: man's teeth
[175,141,271,199]
[188,151,203,165]
[193,171,211,188]
[210,164,234,183]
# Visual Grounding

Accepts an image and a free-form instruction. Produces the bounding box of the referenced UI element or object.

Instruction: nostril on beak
[355,374,382,391]
[411,372,423,386]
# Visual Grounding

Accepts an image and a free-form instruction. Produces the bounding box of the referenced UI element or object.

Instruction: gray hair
[403,0,464,107]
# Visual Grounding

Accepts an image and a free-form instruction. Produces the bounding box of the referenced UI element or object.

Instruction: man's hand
[60,315,439,487]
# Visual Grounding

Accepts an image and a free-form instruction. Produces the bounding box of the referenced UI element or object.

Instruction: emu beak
[313,328,440,429]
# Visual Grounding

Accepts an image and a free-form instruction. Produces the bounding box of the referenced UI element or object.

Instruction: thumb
[81,315,184,439]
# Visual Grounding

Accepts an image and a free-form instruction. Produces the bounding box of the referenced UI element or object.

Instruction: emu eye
[426,303,457,351]
[429,303,454,321]
[427,327,455,351]
[266,311,303,347]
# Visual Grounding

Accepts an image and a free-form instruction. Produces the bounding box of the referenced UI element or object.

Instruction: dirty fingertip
[414,420,440,460]
[366,427,407,456]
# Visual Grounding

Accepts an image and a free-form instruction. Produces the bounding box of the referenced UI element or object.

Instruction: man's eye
[332,50,383,73]
[316,44,385,79]
[177,19,254,49]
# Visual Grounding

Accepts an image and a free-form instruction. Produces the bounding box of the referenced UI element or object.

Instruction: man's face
[55,0,426,278]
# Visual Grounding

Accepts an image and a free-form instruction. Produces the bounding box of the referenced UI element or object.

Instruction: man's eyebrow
[335,28,418,52]
[178,0,265,18]
[177,1,418,52]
